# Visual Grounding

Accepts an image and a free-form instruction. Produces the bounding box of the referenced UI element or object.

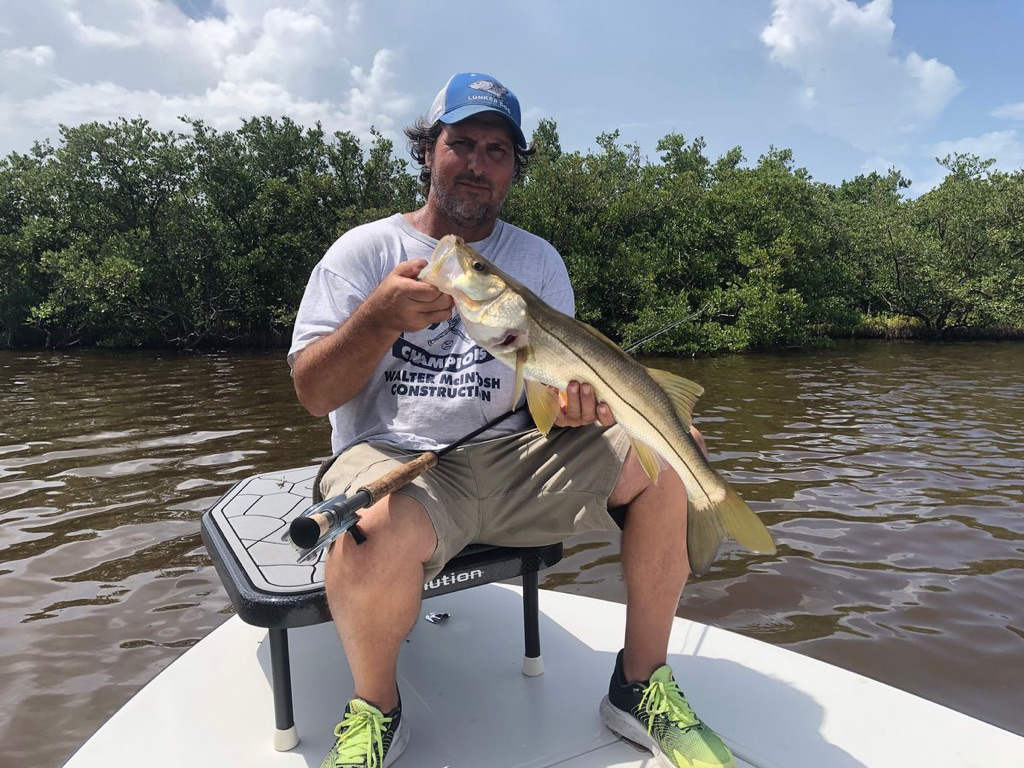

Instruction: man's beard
[432,176,500,230]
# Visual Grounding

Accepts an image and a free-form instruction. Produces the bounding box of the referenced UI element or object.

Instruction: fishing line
[621,300,713,354]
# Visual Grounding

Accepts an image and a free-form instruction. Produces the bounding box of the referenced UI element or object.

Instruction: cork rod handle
[360,451,439,503]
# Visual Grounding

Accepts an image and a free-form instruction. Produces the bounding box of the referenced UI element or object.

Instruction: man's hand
[551,382,710,462]
[292,259,452,417]
[366,259,454,334]
[552,380,616,428]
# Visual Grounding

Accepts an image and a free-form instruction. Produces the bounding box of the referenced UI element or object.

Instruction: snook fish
[418,235,776,574]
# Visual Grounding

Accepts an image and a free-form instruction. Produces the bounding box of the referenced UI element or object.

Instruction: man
[289,72,735,768]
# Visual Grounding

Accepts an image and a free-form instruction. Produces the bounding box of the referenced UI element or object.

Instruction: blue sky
[2,0,1022,193]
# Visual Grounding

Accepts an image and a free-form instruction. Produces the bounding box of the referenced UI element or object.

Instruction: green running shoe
[319,698,408,768]
[600,650,736,768]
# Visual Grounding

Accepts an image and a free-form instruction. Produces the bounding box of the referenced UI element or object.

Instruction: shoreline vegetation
[852,317,1024,341]
[2,116,1022,353]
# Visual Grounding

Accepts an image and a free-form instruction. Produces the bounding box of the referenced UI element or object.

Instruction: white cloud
[860,155,898,175]
[1,44,59,99]
[343,0,363,35]
[65,6,143,48]
[761,0,961,152]
[930,130,1024,171]
[0,0,412,155]
[991,101,1024,121]
[2,44,55,67]
[909,130,1024,192]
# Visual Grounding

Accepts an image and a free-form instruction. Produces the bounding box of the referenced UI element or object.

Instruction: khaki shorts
[316,424,632,580]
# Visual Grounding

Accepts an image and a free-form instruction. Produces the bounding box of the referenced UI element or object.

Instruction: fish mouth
[450,288,484,310]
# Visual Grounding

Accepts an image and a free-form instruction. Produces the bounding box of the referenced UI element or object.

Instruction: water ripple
[1,341,1023,766]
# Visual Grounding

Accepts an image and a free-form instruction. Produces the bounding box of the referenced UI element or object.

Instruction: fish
[418,235,776,574]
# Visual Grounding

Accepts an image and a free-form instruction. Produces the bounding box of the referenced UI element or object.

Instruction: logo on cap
[427,72,527,149]
[468,80,509,99]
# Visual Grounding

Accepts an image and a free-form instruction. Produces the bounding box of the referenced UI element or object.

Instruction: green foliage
[833,157,1024,335]
[1,115,1021,351]
[0,116,417,347]
[508,128,1022,352]
[507,132,860,353]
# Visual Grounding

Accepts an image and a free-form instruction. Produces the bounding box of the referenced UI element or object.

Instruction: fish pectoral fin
[526,379,561,435]
[512,348,527,411]
[718,485,776,554]
[629,439,662,484]
[645,368,704,426]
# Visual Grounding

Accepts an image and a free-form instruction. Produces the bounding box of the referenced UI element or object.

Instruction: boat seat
[200,464,563,751]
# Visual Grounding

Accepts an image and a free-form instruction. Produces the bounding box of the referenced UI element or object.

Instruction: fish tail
[687,485,776,576]
[686,504,726,577]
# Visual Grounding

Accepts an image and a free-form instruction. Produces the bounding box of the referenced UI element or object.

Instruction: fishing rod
[287,301,709,561]
[287,408,514,560]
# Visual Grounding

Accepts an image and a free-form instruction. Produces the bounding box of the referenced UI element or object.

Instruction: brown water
[1,342,1022,766]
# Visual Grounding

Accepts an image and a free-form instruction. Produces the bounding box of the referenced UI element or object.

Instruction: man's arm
[292,259,453,417]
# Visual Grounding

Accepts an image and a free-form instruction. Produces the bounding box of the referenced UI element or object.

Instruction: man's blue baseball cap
[428,72,527,150]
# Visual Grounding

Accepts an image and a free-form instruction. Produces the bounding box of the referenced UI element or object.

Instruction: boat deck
[65,584,1023,767]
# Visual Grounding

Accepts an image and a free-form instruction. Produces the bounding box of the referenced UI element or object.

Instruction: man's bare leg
[559,382,693,683]
[608,451,690,683]
[323,492,437,712]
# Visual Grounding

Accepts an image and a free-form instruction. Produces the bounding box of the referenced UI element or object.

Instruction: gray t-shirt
[288,213,574,454]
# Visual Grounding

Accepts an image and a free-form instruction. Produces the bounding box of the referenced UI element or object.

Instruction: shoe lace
[638,678,700,735]
[331,707,392,767]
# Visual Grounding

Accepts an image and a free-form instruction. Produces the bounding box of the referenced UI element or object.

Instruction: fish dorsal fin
[645,368,704,426]
[630,438,662,484]
[525,379,561,435]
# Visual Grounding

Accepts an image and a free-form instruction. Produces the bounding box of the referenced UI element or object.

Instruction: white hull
[65,584,1023,767]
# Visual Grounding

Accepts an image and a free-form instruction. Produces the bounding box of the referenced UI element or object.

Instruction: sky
[1,0,1022,193]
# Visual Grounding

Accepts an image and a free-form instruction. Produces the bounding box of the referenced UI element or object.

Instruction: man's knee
[325,493,437,583]
[608,448,686,509]
[608,449,654,508]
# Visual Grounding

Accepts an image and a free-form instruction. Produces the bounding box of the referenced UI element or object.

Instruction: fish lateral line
[527,311,717,500]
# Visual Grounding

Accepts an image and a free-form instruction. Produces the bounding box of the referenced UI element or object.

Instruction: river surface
[1,341,1023,766]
